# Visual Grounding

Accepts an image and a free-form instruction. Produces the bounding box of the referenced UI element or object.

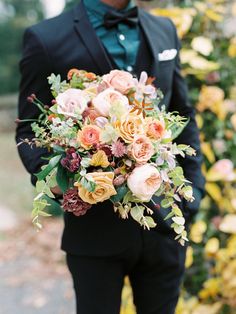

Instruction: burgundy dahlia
[61,148,81,173]
[62,188,92,217]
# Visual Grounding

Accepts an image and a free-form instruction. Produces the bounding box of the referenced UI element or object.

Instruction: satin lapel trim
[73,1,113,74]
[138,9,161,72]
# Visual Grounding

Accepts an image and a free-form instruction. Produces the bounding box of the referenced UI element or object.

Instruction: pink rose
[102,70,135,94]
[127,164,162,201]
[128,135,154,164]
[92,88,129,117]
[56,88,88,117]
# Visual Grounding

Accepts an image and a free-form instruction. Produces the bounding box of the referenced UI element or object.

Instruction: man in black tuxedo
[16,0,205,313]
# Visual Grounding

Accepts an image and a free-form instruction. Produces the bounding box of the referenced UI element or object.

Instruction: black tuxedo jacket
[16,1,205,256]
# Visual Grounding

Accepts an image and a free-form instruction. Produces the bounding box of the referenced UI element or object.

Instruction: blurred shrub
[0,0,44,95]
[122,1,236,313]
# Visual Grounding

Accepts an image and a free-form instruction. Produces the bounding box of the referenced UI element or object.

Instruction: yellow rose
[115,114,144,143]
[75,172,117,204]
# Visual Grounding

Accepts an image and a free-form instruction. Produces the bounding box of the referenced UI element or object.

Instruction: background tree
[0,0,44,95]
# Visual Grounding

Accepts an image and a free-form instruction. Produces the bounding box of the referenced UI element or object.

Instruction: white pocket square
[158,49,177,61]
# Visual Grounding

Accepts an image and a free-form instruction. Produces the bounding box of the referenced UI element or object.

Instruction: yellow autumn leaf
[180,49,198,64]
[204,237,220,258]
[90,150,110,168]
[228,37,236,58]
[150,7,196,38]
[192,302,222,314]
[201,142,215,163]
[191,37,214,56]
[188,56,220,71]
[190,221,207,243]
[219,214,236,234]
[194,1,207,12]
[185,246,194,268]
[198,278,221,299]
[205,182,222,203]
[205,9,223,22]
[195,114,204,129]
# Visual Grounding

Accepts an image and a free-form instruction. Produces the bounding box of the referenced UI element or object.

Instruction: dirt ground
[0,218,75,314]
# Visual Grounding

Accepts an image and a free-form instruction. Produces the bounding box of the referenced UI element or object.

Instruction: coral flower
[146,118,166,140]
[77,125,101,149]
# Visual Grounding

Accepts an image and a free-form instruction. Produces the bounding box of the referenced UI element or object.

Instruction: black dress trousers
[66,228,187,314]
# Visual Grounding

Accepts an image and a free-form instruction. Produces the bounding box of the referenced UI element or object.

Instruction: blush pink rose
[92,88,129,117]
[56,88,88,117]
[128,135,154,164]
[127,164,162,201]
[102,70,135,94]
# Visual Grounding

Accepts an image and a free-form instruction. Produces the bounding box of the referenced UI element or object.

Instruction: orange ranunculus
[145,118,166,140]
[48,114,57,122]
[128,135,154,164]
[85,72,97,80]
[67,68,80,80]
[77,125,101,149]
[115,114,143,143]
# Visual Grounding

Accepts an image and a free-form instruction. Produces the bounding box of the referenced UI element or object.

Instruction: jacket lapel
[138,9,161,80]
[138,9,174,105]
[73,1,113,74]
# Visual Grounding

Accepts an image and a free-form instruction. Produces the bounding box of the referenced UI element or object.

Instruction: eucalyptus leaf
[130,205,145,223]
[36,155,62,181]
[144,216,157,229]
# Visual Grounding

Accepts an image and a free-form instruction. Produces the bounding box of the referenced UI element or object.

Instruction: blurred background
[0,0,236,313]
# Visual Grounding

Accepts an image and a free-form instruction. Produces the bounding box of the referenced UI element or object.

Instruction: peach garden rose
[92,88,129,117]
[115,114,144,143]
[75,172,117,204]
[102,70,135,94]
[127,164,162,201]
[128,135,154,164]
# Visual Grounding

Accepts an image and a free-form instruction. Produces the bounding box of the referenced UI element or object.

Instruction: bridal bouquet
[20,69,196,245]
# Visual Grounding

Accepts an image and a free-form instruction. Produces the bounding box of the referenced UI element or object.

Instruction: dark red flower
[61,148,81,173]
[62,188,92,216]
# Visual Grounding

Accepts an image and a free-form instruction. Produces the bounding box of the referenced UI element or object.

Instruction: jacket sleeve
[168,21,205,216]
[16,27,53,185]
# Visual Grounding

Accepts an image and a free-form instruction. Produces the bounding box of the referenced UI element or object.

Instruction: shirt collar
[84,0,136,17]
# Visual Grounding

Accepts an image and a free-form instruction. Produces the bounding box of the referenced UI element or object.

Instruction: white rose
[56,88,88,117]
[92,88,129,117]
[127,164,162,202]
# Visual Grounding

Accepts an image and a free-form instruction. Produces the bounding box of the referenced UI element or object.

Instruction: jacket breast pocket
[159,59,176,68]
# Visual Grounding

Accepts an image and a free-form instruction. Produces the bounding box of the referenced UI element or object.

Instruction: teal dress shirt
[84,0,140,72]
